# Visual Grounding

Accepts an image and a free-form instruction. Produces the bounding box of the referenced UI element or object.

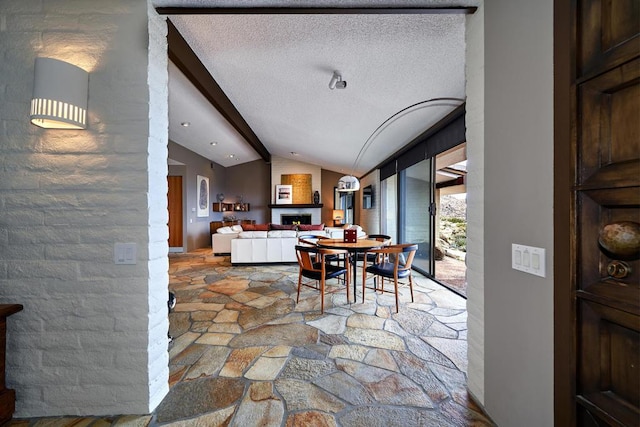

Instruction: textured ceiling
[159,1,475,175]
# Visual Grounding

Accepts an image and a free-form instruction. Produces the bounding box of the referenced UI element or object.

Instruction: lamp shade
[332,209,344,220]
[337,175,360,192]
[30,57,88,129]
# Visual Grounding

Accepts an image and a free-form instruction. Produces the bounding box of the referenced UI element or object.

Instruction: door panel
[400,158,434,275]
[168,176,183,248]
[572,1,640,425]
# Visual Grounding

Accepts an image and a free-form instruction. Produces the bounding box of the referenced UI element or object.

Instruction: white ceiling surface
[161,2,472,176]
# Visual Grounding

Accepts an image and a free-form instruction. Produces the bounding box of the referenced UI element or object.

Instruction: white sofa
[211,225,242,254]
[231,230,298,264]
[212,224,367,264]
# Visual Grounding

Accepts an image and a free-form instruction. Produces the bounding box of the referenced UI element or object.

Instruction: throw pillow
[231,225,243,232]
[217,226,234,234]
[298,223,324,231]
[270,223,297,230]
[254,224,270,231]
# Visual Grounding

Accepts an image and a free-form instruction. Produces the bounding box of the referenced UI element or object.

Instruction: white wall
[465,1,486,407]
[480,0,555,424]
[0,0,169,416]
[358,170,380,235]
[270,156,322,204]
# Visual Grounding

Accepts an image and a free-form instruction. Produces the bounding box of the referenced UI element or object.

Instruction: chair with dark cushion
[295,244,350,313]
[361,243,418,313]
[356,234,392,264]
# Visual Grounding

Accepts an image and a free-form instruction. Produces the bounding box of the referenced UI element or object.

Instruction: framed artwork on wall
[276,184,293,204]
[197,175,210,217]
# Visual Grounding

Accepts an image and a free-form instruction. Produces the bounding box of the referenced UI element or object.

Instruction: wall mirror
[362,185,373,209]
[334,187,354,225]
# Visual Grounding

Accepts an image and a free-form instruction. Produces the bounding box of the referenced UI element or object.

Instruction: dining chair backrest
[366,234,392,245]
[388,243,418,271]
[295,244,318,270]
[359,234,392,263]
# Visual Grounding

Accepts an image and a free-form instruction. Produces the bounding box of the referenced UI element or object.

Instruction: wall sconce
[30,57,89,129]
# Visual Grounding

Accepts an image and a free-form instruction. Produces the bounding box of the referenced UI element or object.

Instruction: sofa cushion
[231,225,243,232]
[242,224,270,231]
[298,223,324,231]
[270,223,297,230]
[268,230,297,238]
[217,226,235,234]
[297,230,327,238]
[239,231,268,239]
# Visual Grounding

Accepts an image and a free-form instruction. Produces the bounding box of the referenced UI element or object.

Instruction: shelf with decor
[213,202,250,212]
[213,203,233,212]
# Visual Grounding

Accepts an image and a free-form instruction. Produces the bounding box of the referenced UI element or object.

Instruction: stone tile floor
[9,249,494,427]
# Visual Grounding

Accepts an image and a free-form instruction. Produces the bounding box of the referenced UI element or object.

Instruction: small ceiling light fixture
[180,121,190,127]
[328,71,347,90]
[210,141,218,146]
[290,151,299,156]
[30,57,89,129]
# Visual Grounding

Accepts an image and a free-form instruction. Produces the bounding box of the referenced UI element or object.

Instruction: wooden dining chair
[295,244,350,313]
[357,234,392,264]
[361,243,418,313]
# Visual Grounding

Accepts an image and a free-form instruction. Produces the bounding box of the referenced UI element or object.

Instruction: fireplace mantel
[268,204,323,209]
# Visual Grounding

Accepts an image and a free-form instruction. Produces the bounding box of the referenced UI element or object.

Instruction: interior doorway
[167,175,184,252]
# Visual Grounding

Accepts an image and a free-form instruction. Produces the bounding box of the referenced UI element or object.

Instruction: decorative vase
[313,191,320,205]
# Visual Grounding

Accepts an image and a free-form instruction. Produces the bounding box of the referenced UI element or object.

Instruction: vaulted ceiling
[155,1,479,176]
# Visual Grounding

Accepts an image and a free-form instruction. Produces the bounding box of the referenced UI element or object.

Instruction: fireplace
[281,214,312,225]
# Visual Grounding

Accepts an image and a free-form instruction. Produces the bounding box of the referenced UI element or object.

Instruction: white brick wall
[358,170,380,234]
[465,2,485,406]
[146,0,170,412]
[0,0,169,417]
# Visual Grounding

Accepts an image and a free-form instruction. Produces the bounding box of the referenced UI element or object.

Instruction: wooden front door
[168,176,183,248]
[556,0,639,425]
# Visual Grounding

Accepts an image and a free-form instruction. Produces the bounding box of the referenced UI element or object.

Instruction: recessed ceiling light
[228,154,235,159]
[180,121,190,127]
[290,152,299,156]
[210,142,218,146]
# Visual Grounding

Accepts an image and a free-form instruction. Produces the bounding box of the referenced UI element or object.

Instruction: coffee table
[316,238,385,302]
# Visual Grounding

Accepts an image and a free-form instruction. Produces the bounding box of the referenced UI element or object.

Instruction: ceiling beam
[157,7,477,15]
[167,19,271,163]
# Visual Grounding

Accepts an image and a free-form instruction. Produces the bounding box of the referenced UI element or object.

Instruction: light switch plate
[114,242,137,265]
[512,244,545,278]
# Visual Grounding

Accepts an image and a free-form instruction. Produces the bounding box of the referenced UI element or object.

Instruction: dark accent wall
[224,159,271,224]
[168,141,227,251]
[321,169,349,226]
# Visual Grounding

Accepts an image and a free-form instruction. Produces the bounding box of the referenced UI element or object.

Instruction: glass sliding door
[399,158,434,276]
[380,174,397,243]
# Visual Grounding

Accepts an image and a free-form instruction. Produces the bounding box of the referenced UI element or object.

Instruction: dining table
[315,238,385,302]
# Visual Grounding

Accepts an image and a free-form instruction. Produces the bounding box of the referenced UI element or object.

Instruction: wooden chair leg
[409,274,414,303]
[345,263,351,304]
[362,268,367,303]
[393,277,399,313]
[297,272,302,303]
[320,278,325,313]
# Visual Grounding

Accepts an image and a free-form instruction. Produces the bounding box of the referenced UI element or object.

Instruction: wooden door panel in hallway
[168,176,183,248]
